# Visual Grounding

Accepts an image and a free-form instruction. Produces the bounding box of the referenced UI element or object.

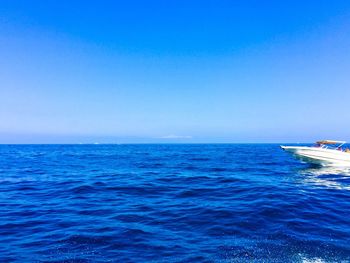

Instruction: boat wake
[300,166,350,176]
[298,166,350,190]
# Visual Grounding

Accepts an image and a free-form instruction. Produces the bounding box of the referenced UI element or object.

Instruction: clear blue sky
[1,1,350,143]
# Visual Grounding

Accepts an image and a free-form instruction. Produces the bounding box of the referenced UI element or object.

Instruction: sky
[1,0,350,143]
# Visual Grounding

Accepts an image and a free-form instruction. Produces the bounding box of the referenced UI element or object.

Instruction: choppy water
[0,144,350,262]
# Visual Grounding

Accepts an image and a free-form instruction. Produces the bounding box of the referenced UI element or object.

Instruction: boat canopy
[316,140,346,145]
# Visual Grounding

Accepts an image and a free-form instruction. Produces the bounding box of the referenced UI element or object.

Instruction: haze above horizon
[1,1,350,143]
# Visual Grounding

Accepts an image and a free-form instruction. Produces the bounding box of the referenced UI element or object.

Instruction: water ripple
[0,144,349,262]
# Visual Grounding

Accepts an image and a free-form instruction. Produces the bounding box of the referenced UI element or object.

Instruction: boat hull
[281,146,350,166]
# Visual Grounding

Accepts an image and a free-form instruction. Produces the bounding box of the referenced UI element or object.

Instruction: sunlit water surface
[0,144,349,262]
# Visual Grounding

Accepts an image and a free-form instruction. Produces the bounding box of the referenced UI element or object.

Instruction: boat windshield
[315,140,346,150]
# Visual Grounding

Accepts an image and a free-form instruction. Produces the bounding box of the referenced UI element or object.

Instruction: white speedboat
[281,140,350,166]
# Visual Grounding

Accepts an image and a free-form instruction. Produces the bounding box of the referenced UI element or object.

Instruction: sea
[0,144,349,262]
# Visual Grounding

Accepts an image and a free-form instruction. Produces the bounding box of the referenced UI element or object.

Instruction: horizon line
[0,142,316,145]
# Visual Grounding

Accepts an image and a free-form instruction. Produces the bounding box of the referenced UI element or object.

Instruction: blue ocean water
[0,144,350,262]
